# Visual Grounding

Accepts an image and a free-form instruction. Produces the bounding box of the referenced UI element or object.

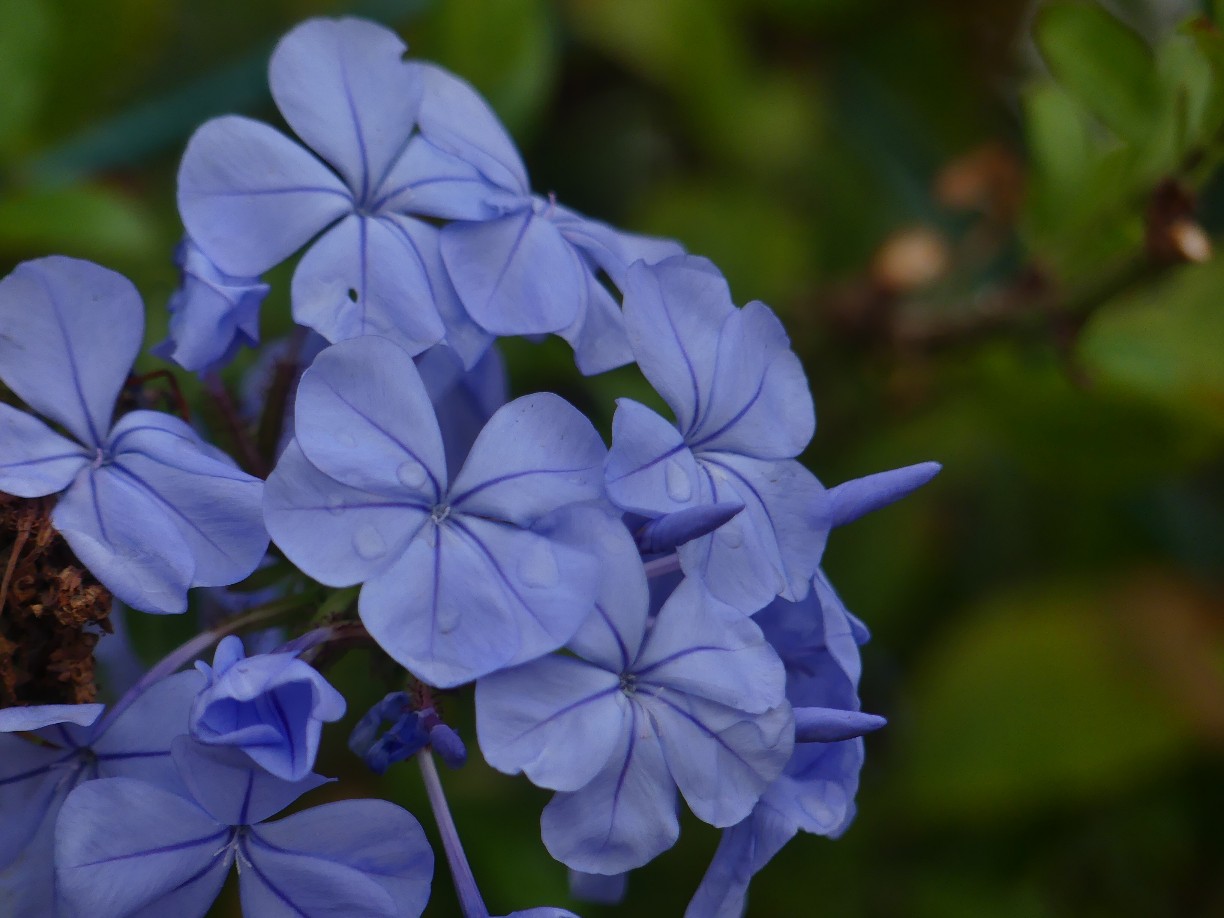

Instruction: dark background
[1,0,1222,915]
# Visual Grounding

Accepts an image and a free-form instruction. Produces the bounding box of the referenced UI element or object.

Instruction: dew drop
[720,521,743,549]
[353,524,387,560]
[665,459,692,503]
[437,603,461,634]
[518,541,559,589]
[396,460,428,491]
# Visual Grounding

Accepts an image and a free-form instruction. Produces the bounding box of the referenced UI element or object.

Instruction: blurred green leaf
[897,581,1197,822]
[1035,2,1161,144]
[0,184,157,262]
[1079,257,1224,424]
[0,0,53,159]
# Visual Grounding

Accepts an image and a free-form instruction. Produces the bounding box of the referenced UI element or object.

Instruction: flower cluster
[0,16,936,918]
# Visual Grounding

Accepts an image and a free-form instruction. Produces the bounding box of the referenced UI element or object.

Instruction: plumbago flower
[175,16,679,374]
[476,521,794,873]
[264,334,607,687]
[0,256,268,613]
[56,739,433,918]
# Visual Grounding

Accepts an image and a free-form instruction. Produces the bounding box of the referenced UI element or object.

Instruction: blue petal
[689,300,814,460]
[635,501,744,555]
[793,707,886,743]
[0,403,88,497]
[449,393,606,527]
[604,398,701,517]
[0,735,68,869]
[172,738,329,827]
[239,843,396,918]
[55,777,229,918]
[0,256,142,447]
[646,693,794,828]
[621,256,736,435]
[92,670,206,791]
[0,703,101,732]
[107,411,268,588]
[291,214,445,353]
[178,115,351,276]
[680,455,827,613]
[250,799,433,917]
[0,803,61,918]
[52,467,194,614]
[827,461,942,527]
[558,266,634,375]
[268,17,421,204]
[371,136,502,221]
[764,739,864,837]
[476,655,626,791]
[569,869,628,905]
[684,807,795,918]
[633,579,787,713]
[564,511,650,671]
[415,63,529,194]
[156,238,268,374]
[441,211,586,336]
[552,205,684,288]
[418,344,507,481]
[540,705,678,874]
[295,336,447,500]
[360,515,599,687]
[265,440,430,587]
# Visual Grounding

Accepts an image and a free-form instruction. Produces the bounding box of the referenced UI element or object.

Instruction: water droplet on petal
[665,459,692,503]
[518,540,559,589]
[353,524,387,560]
[720,520,743,549]
[326,495,346,516]
[397,460,428,491]
[437,603,461,634]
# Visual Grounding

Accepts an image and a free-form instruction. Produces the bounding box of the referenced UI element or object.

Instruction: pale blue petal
[92,670,206,790]
[52,467,194,614]
[633,579,786,713]
[268,17,421,203]
[604,398,701,517]
[646,694,794,828]
[123,857,232,918]
[621,256,736,434]
[540,705,678,874]
[558,266,634,375]
[552,206,684,288]
[0,735,68,869]
[793,707,886,743]
[442,211,586,336]
[689,300,814,460]
[55,777,229,918]
[0,798,61,918]
[0,403,88,497]
[294,335,447,500]
[291,215,445,352]
[448,393,605,527]
[765,739,863,837]
[250,799,433,917]
[476,655,625,791]
[360,516,599,687]
[418,344,506,480]
[827,461,941,527]
[265,440,429,587]
[107,411,267,588]
[172,738,329,827]
[564,510,649,671]
[684,808,795,918]
[0,256,142,446]
[0,703,101,733]
[372,136,501,221]
[414,63,528,194]
[240,843,395,918]
[178,115,351,276]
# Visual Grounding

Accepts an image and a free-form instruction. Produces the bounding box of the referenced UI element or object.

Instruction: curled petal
[0,256,143,446]
[635,501,744,556]
[0,703,102,733]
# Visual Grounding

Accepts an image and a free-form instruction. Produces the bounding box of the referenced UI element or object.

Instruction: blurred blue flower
[0,256,269,614]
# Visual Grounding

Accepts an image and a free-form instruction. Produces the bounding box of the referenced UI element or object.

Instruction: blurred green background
[3,0,1224,915]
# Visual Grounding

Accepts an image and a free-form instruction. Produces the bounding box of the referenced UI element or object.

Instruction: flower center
[618,672,637,697]
[430,504,451,524]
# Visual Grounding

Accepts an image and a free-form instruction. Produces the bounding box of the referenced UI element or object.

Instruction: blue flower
[604,254,823,613]
[191,635,346,780]
[177,17,492,368]
[349,691,468,775]
[154,237,268,374]
[0,256,269,614]
[476,522,793,874]
[0,672,203,916]
[264,335,608,687]
[55,738,434,918]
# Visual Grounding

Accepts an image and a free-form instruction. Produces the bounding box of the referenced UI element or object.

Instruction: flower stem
[418,749,489,918]
[643,552,681,579]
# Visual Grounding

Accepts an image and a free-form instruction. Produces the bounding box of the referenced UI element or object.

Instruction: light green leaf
[0,184,157,262]
[1035,2,1161,144]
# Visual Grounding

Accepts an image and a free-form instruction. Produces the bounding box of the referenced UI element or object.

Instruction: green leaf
[896,581,1197,823]
[0,0,53,159]
[1078,257,1224,424]
[0,184,156,262]
[1035,2,1161,144]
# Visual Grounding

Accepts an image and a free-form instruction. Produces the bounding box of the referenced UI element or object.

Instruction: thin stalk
[418,750,489,918]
